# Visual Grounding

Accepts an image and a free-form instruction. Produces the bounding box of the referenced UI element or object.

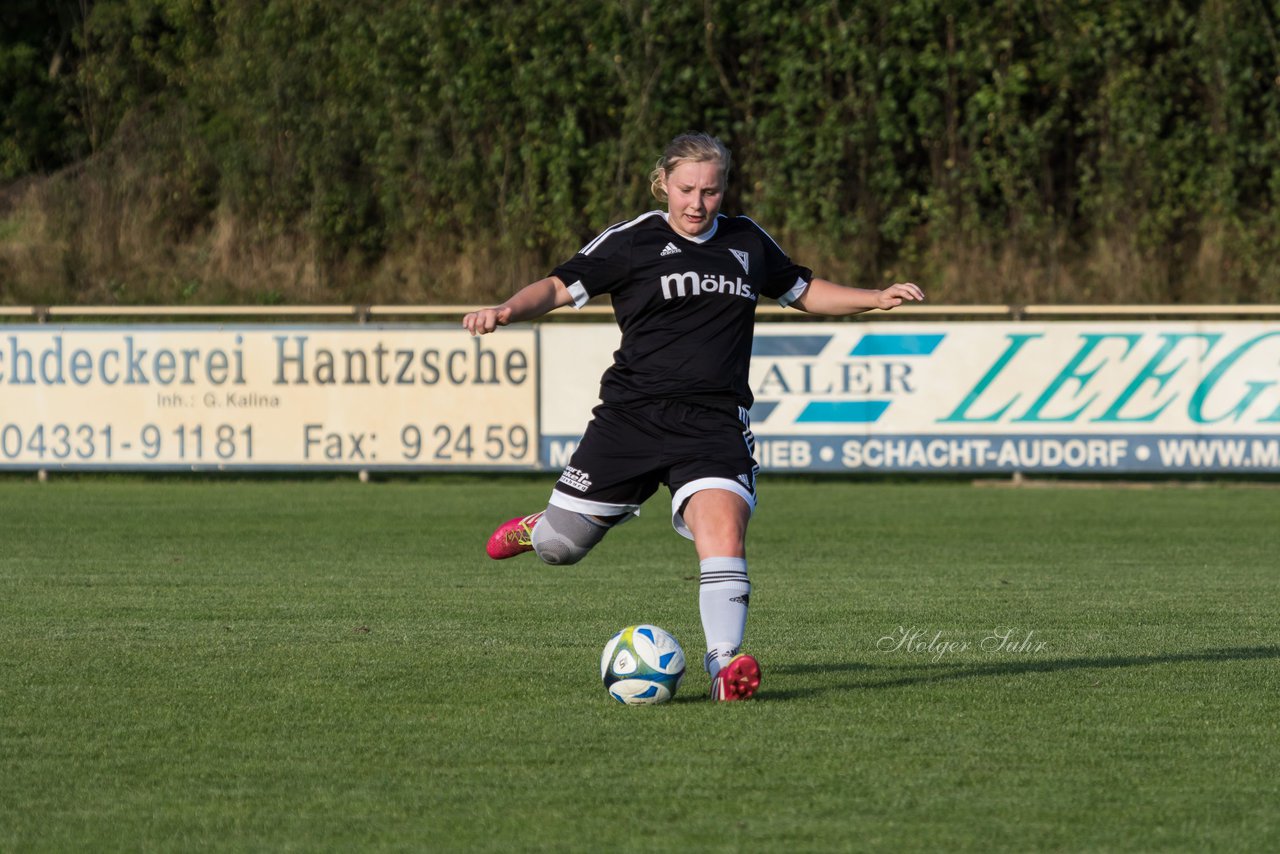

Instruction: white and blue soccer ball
[600,624,686,705]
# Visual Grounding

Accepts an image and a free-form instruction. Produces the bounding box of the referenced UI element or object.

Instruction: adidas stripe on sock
[699,556,750,678]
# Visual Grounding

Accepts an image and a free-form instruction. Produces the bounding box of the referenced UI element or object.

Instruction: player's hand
[876,282,925,310]
[462,306,513,336]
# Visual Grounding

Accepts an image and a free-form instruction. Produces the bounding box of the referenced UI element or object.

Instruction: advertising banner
[4,320,1276,474]
[541,322,1280,474]
[0,325,537,470]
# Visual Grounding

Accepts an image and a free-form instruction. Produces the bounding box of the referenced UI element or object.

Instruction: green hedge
[3,0,1279,303]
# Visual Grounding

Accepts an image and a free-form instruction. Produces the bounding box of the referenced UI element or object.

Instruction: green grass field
[2,477,1277,851]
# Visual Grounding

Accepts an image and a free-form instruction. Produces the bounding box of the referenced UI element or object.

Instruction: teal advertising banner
[540,323,1280,474]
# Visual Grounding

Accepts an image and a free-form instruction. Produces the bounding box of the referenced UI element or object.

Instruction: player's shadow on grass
[765,645,1280,700]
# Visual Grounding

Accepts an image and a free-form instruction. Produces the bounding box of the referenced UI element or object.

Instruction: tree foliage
[3,0,1279,304]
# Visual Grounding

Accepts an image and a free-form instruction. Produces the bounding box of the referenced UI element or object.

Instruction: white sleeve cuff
[777,276,810,308]
[566,280,590,309]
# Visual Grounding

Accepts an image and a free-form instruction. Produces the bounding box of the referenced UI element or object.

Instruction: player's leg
[531,501,630,565]
[679,488,761,700]
[486,505,633,563]
[666,403,762,700]
[485,404,658,564]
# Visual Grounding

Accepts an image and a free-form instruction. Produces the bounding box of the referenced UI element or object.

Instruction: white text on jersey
[659,272,757,302]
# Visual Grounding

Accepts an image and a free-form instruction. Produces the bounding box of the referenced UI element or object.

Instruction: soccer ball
[600,624,686,705]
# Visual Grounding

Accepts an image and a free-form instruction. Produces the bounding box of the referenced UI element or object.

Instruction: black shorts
[548,400,759,539]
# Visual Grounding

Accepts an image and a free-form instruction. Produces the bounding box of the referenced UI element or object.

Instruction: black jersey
[551,212,813,408]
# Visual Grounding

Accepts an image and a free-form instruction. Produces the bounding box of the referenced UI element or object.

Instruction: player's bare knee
[531,505,612,565]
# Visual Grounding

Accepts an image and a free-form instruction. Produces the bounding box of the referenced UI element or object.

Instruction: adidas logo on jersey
[660,242,682,256]
[659,271,756,301]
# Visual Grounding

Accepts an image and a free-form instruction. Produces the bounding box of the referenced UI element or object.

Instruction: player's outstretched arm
[463,276,574,335]
[791,279,924,316]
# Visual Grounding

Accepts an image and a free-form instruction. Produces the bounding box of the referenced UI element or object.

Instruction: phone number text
[1,423,253,462]
[2,421,534,466]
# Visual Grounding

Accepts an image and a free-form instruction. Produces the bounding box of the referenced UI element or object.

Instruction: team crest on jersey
[730,249,750,274]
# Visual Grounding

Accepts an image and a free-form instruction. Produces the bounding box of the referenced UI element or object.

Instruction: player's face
[662,160,725,239]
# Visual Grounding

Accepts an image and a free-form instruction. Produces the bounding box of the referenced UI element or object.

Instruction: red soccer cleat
[485,511,544,560]
[710,653,761,701]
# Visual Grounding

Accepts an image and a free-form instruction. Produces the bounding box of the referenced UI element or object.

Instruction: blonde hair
[649,133,732,202]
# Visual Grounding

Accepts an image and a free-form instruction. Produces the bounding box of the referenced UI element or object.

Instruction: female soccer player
[463,133,923,701]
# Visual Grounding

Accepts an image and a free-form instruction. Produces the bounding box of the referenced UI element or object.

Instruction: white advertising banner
[0,325,537,469]
[4,320,1276,474]
[540,322,1280,474]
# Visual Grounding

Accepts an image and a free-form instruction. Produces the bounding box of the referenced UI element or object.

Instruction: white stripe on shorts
[548,490,642,521]
[669,477,757,541]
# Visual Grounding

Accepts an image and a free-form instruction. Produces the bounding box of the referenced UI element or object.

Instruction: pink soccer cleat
[485,512,544,560]
[710,653,761,701]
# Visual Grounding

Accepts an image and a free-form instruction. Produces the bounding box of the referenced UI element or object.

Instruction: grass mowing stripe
[1,479,1276,851]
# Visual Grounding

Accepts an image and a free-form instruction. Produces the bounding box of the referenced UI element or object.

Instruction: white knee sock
[699,556,750,678]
